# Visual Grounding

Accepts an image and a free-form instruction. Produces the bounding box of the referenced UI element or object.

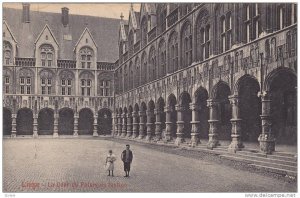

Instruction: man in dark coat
[121,144,133,177]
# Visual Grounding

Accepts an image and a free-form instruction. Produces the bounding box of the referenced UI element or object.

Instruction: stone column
[11,113,17,138]
[93,114,98,137]
[73,113,79,137]
[154,109,162,141]
[190,103,200,147]
[258,92,275,154]
[164,106,173,142]
[138,111,146,139]
[146,110,154,141]
[33,114,38,138]
[175,105,185,145]
[53,112,59,137]
[121,113,127,137]
[228,95,244,152]
[207,99,220,149]
[126,112,133,138]
[132,111,139,138]
[117,114,122,136]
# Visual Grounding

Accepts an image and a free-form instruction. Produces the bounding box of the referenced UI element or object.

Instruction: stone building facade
[2,3,298,154]
[3,4,120,137]
[114,3,297,154]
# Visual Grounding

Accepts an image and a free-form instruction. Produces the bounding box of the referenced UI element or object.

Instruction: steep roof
[3,7,121,62]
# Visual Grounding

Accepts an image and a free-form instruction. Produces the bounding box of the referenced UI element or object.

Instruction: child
[105,150,116,176]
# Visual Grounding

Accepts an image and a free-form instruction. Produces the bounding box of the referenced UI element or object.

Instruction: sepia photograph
[1,1,298,195]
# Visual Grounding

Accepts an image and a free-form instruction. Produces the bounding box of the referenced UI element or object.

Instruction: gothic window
[134,57,140,87]
[3,41,12,65]
[181,22,192,68]
[40,44,54,67]
[149,46,157,81]
[141,17,148,48]
[158,39,166,78]
[141,52,147,84]
[60,71,73,96]
[243,4,261,43]
[80,47,93,69]
[19,69,33,94]
[99,80,111,96]
[180,4,192,17]
[158,4,167,33]
[4,76,10,94]
[124,65,128,91]
[41,78,52,95]
[129,62,134,89]
[128,31,134,57]
[196,9,210,61]
[168,31,178,73]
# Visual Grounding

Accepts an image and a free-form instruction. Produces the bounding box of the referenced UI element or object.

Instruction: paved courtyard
[3,138,297,192]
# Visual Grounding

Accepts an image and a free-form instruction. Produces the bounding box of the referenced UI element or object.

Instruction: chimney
[61,7,69,27]
[22,3,30,23]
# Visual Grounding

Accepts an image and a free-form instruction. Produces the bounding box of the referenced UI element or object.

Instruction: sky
[2,3,141,20]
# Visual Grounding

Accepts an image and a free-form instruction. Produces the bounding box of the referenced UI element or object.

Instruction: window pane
[87,62,91,68]
[81,79,85,86]
[20,77,25,85]
[21,86,24,94]
[5,86,9,94]
[47,53,53,59]
[100,88,103,96]
[87,55,91,61]
[67,87,71,95]
[41,53,46,59]
[87,80,91,87]
[48,79,52,85]
[61,79,66,86]
[42,86,45,94]
[81,88,85,96]
[67,79,71,86]
[27,86,31,94]
[81,55,86,60]
[41,78,45,85]
[42,60,46,67]
[87,88,90,96]
[5,77,9,84]
[48,87,51,94]
[62,87,65,95]
[48,60,52,67]
[26,77,31,85]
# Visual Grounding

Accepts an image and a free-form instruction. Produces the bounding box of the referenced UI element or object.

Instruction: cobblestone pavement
[3,138,297,192]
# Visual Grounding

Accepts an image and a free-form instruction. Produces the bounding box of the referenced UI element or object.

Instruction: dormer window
[80,47,93,69]
[40,44,54,67]
[3,41,12,65]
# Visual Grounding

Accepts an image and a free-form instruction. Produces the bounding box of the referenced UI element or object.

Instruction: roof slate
[3,7,121,62]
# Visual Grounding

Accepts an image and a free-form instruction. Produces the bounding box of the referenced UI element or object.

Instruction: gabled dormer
[3,20,18,65]
[74,27,98,69]
[34,24,59,67]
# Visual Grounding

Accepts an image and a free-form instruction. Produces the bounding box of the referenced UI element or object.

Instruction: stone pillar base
[53,132,59,138]
[258,134,275,154]
[228,134,244,152]
[93,132,99,137]
[33,133,38,138]
[207,134,220,149]
[175,135,184,146]
[190,133,200,147]
[11,133,17,138]
[73,132,78,137]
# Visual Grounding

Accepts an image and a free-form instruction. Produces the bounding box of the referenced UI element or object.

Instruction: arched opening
[16,108,33,135]
[167,94,177,138]
[140,102,147,137]
[213,82,231,141]
[269,70,297,145]
[38,108,54,135]
[98,108,112,135]
[238,76,261,142]
[194,88,209,139]
[78,108,94,135]
[179,91,192,139]
[156,97,166,132]
[58,108,74,135]
[3,107,12,136]
[134,104,140,136]
[148,100,155,137]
